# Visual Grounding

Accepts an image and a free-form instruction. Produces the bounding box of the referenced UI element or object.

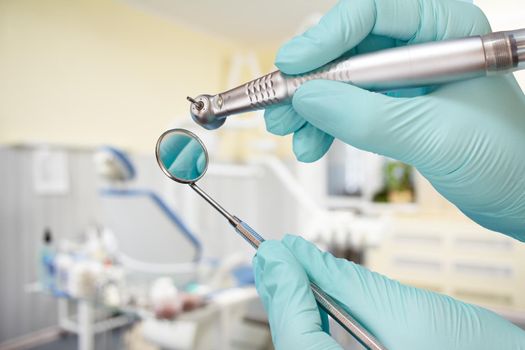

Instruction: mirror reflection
[158,131,207,182]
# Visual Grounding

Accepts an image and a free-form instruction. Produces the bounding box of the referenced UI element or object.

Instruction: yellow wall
[0,0,237,152]
[1,0,522,155]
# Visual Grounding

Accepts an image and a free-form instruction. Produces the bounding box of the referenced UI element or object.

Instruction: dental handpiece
[188,28,525,130]
[189,183,387,350]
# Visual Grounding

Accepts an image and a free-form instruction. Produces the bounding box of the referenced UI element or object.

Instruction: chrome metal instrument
[188,29,525,130]
[155,128,388,350]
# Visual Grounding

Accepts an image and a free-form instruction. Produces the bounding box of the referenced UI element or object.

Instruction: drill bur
[187,96,204,110]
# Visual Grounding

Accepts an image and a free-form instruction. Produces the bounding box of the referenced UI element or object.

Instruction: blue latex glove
[253,235,525,349]
[159,135,206,181]
[264,0,525,240]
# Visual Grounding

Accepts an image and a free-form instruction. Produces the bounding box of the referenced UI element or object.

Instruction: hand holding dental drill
[156,129,387,350]
[261,0,525,240]
[187,0,525,240]
[163,0,525,348]
[253,0,525,348]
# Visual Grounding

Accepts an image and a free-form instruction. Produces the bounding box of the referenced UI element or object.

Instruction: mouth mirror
[155,128,209,184]
[154,130,383,348]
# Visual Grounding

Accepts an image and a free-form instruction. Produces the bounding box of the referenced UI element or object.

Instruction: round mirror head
[155,128,209,184]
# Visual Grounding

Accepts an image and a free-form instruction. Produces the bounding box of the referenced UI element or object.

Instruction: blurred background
[1,0,525,349]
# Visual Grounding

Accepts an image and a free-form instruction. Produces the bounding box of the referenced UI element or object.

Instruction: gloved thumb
[281,234,525,350]
[196,152,206,175]
[292,80,434,167]
[253,240,341,350]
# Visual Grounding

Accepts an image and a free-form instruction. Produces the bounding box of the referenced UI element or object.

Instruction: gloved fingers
[196,152,207,175]
[352,34,397,55]
[275,0,420,74]
[167,139,205,180]
[264,103,334,163]
[281,235,394,341]
[292,79,433,165]
[275,0,376,74]
[276,0,491,75]
[405,0,491,43]
[372,0,490,43]
[292,123,334,163]
[282,234,525,349]
[264,104,306,136]
[253,240,342,350]
[159,134,191,170]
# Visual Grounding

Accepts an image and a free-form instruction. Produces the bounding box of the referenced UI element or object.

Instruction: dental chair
[95,147,264,350]
[95,146,201,285]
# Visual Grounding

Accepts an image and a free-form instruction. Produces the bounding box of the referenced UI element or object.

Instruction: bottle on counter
[39,228,56,292]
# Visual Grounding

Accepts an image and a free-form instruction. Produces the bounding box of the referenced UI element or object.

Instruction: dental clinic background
[1,1,525,350]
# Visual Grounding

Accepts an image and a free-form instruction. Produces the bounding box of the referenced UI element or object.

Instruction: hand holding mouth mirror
[155,128,387,350]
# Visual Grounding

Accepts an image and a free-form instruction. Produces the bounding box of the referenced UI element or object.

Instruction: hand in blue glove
[159,133,206,181]
[264,0,525,240]
[253,235,525,349]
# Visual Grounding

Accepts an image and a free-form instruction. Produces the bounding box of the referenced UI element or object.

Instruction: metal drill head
[188,94,225,130]
[186,96,204,110]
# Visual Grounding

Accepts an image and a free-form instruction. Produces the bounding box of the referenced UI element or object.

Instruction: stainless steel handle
[189,177,386,348]
[311,283,387,350]
[190,28,525,130]
[233,218,386,350]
